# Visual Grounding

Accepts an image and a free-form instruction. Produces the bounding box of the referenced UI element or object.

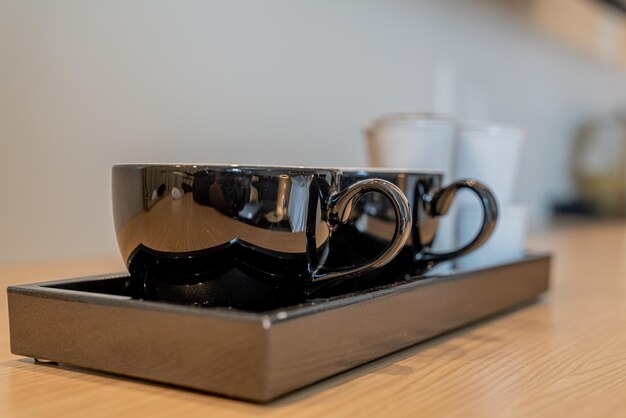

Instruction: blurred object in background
[365,114,456,181]
[454,122,528,268]
[556,112,626,217]
[530,0,626,66]
[598,0,626,13]
[455,122,525,205]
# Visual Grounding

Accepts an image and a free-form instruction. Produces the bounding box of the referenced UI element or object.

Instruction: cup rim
[367,113,456,132]
[374,112,456,123]
[340,167,443,176]
[113,164,445,177]
[113,163,343,174]
[458,120,526,136]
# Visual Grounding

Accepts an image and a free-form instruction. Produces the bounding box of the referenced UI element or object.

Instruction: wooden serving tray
[7,255,550,402]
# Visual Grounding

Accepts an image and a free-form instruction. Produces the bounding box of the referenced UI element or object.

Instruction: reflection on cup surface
[112,164,411,308]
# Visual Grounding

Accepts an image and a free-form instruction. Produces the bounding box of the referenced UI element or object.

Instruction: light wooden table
[1,221,625,417]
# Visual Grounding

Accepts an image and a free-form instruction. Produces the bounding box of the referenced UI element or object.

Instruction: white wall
[2,0,626,263]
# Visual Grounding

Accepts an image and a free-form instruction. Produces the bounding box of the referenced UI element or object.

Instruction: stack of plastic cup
[454,122,527,270]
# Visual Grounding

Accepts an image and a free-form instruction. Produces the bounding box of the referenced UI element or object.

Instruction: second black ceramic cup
[112,164,411,308]
[331,169,498,273]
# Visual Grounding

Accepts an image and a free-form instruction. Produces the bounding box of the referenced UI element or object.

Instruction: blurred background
[2,0,626,264]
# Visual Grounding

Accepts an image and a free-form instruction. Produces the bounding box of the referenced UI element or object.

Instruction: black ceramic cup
[324,169,498,277]
[112,164,411,309]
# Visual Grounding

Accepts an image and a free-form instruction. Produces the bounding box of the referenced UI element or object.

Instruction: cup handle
[417,179,498,265]
[311,178,412,283]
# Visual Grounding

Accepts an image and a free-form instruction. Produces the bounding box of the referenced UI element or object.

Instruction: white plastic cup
[455,122,525,204]
[455,203,529,270]
[365,114,456,181]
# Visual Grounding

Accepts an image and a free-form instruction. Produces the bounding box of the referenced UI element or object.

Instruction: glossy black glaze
[335,169,498,275]
[112,165,411,308]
